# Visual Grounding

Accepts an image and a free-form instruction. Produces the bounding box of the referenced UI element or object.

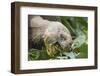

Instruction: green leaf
[75,43,88,58]
[28,49,40,60]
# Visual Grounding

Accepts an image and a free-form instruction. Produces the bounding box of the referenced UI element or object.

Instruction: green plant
[57,16,88,58]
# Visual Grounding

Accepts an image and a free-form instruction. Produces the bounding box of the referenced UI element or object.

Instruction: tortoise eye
[60,34,67,41]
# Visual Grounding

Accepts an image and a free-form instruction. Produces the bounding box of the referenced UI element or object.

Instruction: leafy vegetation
[28,16,88,61]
